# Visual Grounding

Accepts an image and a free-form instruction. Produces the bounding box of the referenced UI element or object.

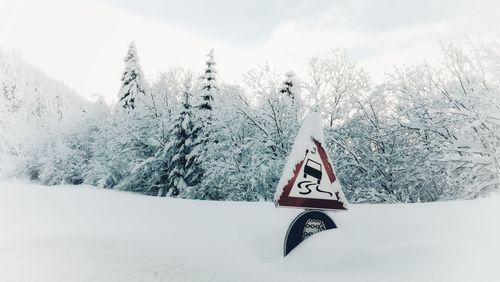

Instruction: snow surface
[0,180,499,282]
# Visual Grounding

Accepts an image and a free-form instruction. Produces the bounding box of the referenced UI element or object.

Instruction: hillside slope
[0,50,91,176]
[0,181,499,282]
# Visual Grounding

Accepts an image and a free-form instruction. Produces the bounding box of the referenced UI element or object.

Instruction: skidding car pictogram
[303,159,322,184]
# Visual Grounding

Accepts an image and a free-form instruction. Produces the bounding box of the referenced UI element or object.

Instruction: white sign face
[288,144,342,201]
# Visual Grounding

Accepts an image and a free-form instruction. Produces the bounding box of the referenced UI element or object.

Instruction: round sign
[284,210,337,256]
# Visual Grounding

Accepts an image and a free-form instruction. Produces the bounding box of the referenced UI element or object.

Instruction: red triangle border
[276,139,346,210]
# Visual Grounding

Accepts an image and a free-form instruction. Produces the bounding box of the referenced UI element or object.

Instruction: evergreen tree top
[280,70,298,101]
[285,71,296,79]
[204,49,217,78]
[118,41,147,110]
[198,48,218,111]
[125,41,138,61]
[206,49,216,65]
[182,84,192,110]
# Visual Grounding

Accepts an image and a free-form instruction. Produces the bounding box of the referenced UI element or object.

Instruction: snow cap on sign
[275,112,324,200]
[274,112,348,210]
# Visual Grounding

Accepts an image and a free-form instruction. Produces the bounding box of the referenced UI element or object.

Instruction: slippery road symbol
[298,158,333,197]
[303,159,322,184]
[297,180,317,195]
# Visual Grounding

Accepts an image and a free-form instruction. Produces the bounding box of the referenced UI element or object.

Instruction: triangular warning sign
[275,113,348,211]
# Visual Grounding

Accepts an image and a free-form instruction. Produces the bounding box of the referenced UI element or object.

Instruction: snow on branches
[5,40,500,202]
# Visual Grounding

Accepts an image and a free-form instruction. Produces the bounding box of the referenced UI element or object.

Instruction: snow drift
[0,181,499,282]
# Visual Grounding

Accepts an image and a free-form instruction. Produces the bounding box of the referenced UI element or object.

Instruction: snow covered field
[0,181,499,282]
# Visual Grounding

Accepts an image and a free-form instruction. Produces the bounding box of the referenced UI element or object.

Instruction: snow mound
[0,181,499,282]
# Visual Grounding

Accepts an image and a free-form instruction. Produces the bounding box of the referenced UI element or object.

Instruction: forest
[1,39,499,203]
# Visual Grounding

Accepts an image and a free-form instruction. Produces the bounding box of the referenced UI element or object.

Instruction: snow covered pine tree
[280,71,299,102]
[198,49,218,112]
[118,41,147,110]
[182,49,220,199]
[165,82,202,197]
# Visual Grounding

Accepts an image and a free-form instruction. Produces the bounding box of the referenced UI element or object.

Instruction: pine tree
[166,83,201,197]
[118,41,147,110]
[180,49,219,199]
[198,49,218,111]
[280,71,298,101]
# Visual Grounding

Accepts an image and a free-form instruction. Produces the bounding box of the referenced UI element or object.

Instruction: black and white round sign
[284,210,337,256]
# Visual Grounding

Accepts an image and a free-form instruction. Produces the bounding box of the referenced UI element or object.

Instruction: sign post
[274,112,348,256]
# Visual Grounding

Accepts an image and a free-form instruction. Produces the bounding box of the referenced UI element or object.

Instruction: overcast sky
[0,0,499,103]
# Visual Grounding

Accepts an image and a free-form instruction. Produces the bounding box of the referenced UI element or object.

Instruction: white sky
[0,0,499,103]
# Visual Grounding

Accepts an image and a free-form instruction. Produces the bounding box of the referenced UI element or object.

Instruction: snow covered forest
[1,38,500,203]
